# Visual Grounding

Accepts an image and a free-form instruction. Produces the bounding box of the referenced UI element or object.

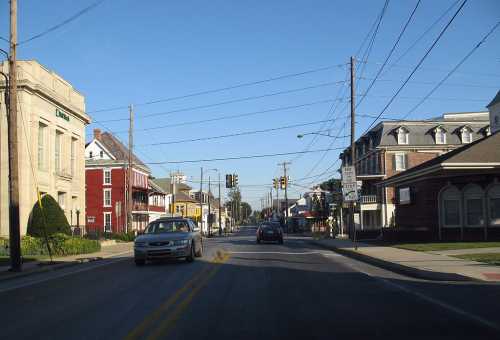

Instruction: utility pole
[208,176,211,237]
[276,182,279,215]
[350,56,357,250]
[218,172,222,236]
[127,104,134,233]
[171,174,176,217]
[278,162,291,232]
[269,188,273,218]
[8,0,21,271]
[199,167,203,235]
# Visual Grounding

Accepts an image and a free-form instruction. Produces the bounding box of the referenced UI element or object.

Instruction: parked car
[134,217,203,266]
[257,222,283,244]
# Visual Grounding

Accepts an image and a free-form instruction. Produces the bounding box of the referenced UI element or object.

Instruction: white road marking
[0,251,133,294]
[228,251,339,256]
[342,261,500,332]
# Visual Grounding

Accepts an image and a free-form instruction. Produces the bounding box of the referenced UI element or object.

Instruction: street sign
[341,166,358,202]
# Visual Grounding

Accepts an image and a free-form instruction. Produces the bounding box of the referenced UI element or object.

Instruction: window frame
[103,212,112,232]
[103,169,112,185]
[38,123,47,171]
[435,127,446,145]
[58,191,66,210]
[460,127,473,144]
[463,184,485,227]
[70,137,77,177]
[394,153,407,171]
[55,130,63,173]
[103,188,112,207]
[396,127,409,145]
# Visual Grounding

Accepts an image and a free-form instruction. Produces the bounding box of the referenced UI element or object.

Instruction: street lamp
[297,131,336,139]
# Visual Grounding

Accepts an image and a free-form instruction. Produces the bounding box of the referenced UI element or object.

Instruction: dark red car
[256,222,284,244]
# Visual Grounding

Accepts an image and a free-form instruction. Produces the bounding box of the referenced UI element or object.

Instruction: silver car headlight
[135,241,146,247]
[173,239,189,246]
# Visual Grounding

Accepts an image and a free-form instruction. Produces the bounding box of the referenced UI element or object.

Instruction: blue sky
[1,0,499,209]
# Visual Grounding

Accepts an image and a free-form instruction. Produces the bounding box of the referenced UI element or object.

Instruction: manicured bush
[107,231,136,242]
[1,234,100,257]
[27,194,71,237]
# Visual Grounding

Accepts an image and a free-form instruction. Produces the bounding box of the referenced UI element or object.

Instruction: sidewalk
[0,242,133,282]
[310,238,500,282]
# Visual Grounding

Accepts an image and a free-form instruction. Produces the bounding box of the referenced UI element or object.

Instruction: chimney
[93,128,101,140]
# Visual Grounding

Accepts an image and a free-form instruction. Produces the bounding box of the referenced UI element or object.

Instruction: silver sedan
[134,217,203,266]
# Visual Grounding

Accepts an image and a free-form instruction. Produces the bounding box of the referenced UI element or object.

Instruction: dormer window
[460,126,473,144]
[484,126,491,137]
[396,127,409,145]
[434,126,446,145]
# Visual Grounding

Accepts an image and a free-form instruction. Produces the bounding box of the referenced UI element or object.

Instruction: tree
[240,202,252,221]
[27,194,71,237]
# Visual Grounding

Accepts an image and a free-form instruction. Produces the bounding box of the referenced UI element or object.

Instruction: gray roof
[382,131,500,186]
[149,180,166,194]
[98,132,150,172]
[487,90,500,108]
[152,178,192,194]
[340,112,490,156]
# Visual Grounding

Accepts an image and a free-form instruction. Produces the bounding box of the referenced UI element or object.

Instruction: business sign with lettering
[56,108,70,121]
[341,166,358,202]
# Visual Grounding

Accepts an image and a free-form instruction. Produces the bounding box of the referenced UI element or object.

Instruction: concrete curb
[0,249,132,283]
[309,239,476,282]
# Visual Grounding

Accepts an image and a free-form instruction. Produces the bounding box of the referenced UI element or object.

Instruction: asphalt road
[1,226,500,340]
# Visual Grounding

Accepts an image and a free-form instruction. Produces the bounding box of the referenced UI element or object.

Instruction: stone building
[0,60,90,236]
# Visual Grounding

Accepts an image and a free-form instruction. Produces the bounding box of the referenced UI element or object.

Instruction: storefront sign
[87,216,95,223]
[56,108,70,121]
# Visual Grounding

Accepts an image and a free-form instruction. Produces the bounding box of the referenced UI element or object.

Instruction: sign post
[342,165,359,249]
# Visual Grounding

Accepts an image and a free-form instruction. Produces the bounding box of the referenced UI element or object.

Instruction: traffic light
[280,176,286,189]
[225,174,233,188]
[232,174,239,187]
[273,178,279,189]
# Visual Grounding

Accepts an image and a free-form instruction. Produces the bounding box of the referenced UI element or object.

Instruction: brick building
[85,129,166,233]
[339,111,490,231]
[381,131,500,241]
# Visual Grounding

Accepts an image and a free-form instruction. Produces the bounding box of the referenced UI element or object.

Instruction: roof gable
[487,90,500,108]
[98,132,150,172]
[85,139,116,160]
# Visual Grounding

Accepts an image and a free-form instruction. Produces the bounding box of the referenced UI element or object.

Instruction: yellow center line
[146,252,231,340]
[125,250,229,340]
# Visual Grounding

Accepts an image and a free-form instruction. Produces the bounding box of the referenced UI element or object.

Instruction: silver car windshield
[145,220,190,234]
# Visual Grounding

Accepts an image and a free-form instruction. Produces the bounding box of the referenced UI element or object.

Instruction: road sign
[341,166,358,202]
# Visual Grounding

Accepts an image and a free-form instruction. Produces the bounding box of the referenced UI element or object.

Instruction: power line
[135,118,347,147]
[108,98,341,135]
[386,0,461,71]
[19,0,107,45]
[401,20,500,120]
[356,0,421,109]
[93,80,347,123]
[143,146,346,165]
[363,0,468,133]
[88,63,346,113]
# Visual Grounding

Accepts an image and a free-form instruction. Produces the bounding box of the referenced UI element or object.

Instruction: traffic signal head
[280,176,286,189]
[232,174,239,187]
[225,174,233,188]
[273,178,279,189]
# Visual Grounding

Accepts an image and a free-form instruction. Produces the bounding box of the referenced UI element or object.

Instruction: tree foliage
[27,194,71,237]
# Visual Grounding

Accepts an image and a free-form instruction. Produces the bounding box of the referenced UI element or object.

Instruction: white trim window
[394,153,407,171]
[488,184,500,226]
[396,127,409,145]
[463,184,484,226]
[103,169,112,185]
[460,126,473,144]
[55,131,63,173]
[103,188,112,207]
[38,123,47,170]
[435,127,446,145]
[104,212,112,232]
[440,186,461,227]
[71,137,77,177]
[58,191,66,210]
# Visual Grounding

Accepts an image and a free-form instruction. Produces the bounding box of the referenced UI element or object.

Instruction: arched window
[440,185,461,227]
[89,151,93,159]
[463,184,485,226]
[460,126,473,144]
[396,127,409,145]
[434,126,446,144]
[487,184,500,226]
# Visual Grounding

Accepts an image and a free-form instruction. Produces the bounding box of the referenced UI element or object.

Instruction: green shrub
[107,232,136,242]
[2,234,100,257]
[27,194,71,237]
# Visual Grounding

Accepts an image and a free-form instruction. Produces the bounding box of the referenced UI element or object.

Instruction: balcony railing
[132,202,148,211]
[360,195,379,204]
